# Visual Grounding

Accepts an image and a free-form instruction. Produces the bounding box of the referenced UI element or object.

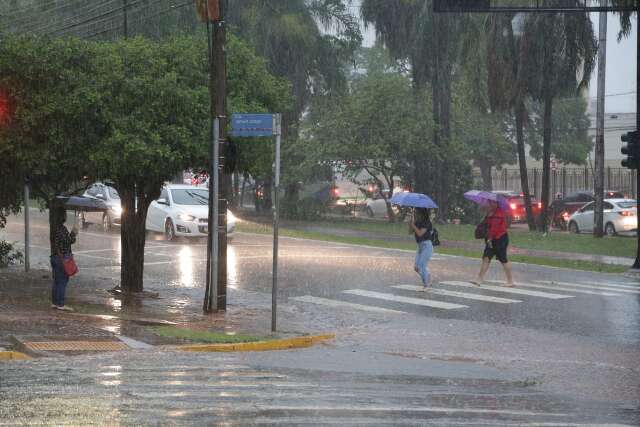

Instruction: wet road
[1,210,640,425]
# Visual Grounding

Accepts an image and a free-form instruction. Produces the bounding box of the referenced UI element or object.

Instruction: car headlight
[110,206,122,216]
[177,213,195,222]
[227,211,236,222]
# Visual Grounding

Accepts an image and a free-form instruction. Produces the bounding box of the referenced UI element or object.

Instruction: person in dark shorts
[408,208,434,292]
[472,200,514,287]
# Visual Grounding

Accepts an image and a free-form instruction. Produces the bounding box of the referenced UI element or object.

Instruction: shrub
[0,240,23,268]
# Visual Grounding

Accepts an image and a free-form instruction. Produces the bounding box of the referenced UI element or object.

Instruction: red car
[492,191,542,226]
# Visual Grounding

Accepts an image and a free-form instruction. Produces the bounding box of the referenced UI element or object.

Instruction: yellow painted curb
[177,333,335,352]
[0,351,32,361]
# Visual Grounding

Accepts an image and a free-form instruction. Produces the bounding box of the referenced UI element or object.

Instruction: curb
[175,333,335,352]
[0,351,32,361]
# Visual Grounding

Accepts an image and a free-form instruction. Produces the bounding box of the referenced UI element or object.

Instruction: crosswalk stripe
[582,281,640,290]
[485,281,622,297]
[392,285,522,304]
[290,296,406,314]
[342,289,468,310]
[536,280,640,294]
[439,281,574,300]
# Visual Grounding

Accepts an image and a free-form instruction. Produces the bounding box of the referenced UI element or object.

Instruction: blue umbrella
[463,190,510,211]
[390,192,438,209]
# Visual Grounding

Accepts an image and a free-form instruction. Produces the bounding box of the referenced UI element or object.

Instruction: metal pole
[272,114,281,332]
[633,14,640,270]
[24,182,30,272]
[594,7,607,237]
[209,118,220,311]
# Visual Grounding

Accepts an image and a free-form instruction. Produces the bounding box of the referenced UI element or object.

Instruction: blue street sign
[230,113,274,137]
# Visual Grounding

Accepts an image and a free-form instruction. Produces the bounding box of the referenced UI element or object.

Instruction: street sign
[230,113,274,137]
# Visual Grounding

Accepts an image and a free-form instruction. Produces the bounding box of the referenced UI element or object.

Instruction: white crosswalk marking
[485,281,622,297]
[392,285,522,304]
[536,280,640,295]
[439,281,574,300]
[290,296,406,314]
[585,280,640,288]
[342,289,468,310]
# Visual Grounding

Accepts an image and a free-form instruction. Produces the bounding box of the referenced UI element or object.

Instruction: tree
[521,12,597,232]
[301,61,434,222]
[361,0,468,220]
[525,97,593,166]
[0,34,106,249]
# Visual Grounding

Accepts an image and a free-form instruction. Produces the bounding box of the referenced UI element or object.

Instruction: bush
[0,240,23,268]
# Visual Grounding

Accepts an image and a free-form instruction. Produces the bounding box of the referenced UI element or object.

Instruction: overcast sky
[356,8,636,113]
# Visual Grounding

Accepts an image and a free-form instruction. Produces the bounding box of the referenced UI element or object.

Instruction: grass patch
[237,221,629,274]
[243,217,636,259]
[150,326,266,344]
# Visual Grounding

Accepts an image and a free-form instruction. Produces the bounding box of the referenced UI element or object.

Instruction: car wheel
[605,222,617,236]
[164,219,176,241]
[568,221,579,234]
[366,207,374,218]
[102,213,112,233]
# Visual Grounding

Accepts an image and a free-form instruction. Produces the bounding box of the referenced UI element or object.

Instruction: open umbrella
[56,195,109,212]
[390,192,438,209]
[463,190,509,211]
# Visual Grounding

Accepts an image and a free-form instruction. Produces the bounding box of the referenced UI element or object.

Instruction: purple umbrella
[463,190,510,211]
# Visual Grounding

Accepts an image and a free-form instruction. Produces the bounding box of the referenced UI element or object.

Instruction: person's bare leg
[472,257,490,285]
[502,261,514,286]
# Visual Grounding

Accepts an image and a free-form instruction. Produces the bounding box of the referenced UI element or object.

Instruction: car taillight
[619,211,635,216]
[333,188,339,197]
[510,203,517,210]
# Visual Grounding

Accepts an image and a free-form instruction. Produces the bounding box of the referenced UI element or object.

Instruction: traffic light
[621,131,640,169]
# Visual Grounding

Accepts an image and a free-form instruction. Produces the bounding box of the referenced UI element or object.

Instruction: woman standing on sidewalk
[409,208,434,292]
[472,200,514,287]
[50,207,78,311]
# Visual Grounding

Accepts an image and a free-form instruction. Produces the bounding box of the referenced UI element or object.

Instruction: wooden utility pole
[594,8,607,237]
[202,0,227,312]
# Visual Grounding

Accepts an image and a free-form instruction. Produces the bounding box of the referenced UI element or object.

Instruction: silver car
[81,182,122,232]
[568,199,637,236]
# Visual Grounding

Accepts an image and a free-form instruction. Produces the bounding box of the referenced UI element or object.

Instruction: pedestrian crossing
[291,277,634,315]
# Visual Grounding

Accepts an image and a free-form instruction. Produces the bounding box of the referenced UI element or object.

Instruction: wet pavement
[1,209,639,425]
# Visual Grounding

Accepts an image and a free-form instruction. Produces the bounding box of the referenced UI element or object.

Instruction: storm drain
[23,341,128,352]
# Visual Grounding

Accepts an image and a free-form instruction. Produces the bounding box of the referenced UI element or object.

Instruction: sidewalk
[0,266,316,357]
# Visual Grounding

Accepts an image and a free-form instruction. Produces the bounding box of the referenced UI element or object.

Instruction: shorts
[483,234,509,264]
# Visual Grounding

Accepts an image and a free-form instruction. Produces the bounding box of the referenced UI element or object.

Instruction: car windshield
[616,201,637,209]
[108,187,119,199]
[171,189,209,205]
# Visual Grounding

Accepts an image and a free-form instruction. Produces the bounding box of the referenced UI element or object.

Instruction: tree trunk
[539,95,553,232]
[438,68,452,221]
[593,10,607,238]
[119,184,146,293]
[515,101,536,231]
[477,160,493,191]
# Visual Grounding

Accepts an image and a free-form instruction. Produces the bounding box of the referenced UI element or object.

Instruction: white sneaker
[56,306,74,312]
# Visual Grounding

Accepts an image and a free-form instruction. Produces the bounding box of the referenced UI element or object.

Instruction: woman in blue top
[409,208,433,292]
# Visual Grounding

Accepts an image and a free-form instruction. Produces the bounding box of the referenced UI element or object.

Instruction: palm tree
[361,0,467,220]
[485,13,539,230]
[520,11,597,232]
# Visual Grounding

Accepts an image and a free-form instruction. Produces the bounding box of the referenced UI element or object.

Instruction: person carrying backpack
[472,200,514,287]
[409,207,435,292]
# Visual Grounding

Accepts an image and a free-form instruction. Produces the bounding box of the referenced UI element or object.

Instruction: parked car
[81,182,122,232]
[568,198,637,235]
[492,191,542,226]
[364,188,405,218]
[146,184,236,241]
[550,190,625,229]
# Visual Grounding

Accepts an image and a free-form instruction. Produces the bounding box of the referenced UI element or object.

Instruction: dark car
[550,190,625,229]
[492,191,542,226]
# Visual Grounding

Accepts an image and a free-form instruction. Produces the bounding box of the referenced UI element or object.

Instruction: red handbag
[62,255,79,277]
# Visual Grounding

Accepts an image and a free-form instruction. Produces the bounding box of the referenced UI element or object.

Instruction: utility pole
[594,8,607,238]
[633,15,640,271]
[203,0,227,312]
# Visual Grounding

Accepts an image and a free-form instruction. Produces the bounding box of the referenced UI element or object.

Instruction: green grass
[150,326,266,344]
[268,217,636,259]
[237,221,629,274]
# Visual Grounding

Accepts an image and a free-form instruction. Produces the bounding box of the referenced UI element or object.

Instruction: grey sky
[355,5,636,113]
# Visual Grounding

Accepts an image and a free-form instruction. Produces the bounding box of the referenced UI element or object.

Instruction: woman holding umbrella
[391,192,438,292]
[409,207,434,291]
[465,193,514,287]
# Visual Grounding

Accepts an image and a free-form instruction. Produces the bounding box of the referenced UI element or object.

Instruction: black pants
[482,234,509,264]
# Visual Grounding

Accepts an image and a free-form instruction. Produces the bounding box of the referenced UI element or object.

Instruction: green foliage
[525,97,593,165]
[0,240,23,268]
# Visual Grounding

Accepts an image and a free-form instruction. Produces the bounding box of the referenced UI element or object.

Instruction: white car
[81,182,122,232]
[568,198,637,236]
[146,184,236,241]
